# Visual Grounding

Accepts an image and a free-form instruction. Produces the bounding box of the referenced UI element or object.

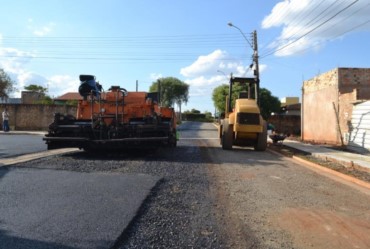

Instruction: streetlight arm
[228,22,253,49]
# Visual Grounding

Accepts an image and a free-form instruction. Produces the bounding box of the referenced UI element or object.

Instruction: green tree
[186,108,201,114]
[212,83,244,112]
[212,84,281,120]
[259,88,281,119]
[24,84,53,105]
[204,111,213,119]
[37,95,53,105]
[149,77,189,109]
[0,69,15,99]
[24,84,48,94]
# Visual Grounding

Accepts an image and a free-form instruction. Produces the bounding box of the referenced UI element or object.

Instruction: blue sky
[1,0,370,113]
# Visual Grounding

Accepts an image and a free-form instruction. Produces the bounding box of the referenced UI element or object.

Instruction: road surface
[2,121,369,248]
[0,134,47,158]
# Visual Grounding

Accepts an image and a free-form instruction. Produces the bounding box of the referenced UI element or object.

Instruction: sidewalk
[283,139,370,173]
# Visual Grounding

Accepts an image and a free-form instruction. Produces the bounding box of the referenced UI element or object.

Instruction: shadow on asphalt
[0,228,78,249]
[0,167,8,180]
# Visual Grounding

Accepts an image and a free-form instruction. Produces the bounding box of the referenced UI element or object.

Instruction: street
[1,121,369,248]
[0,134,47,158]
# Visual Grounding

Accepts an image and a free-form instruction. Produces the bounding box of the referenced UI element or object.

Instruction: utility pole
[228,23,260,106]
[136,80,138,92]
[252,30,260,107]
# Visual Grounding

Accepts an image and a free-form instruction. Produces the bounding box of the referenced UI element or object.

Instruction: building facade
[302,68,370,146]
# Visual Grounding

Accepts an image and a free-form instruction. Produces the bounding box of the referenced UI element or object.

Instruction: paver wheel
[47,142,58,150]
[168,130,177,148]
[254,121,267,151]
[222,120,233,150]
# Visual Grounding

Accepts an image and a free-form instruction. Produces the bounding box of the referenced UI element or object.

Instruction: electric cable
[260,0,359,58]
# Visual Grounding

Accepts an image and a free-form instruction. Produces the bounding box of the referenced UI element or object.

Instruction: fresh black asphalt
[0,134,47,158]
[0,167,160,249]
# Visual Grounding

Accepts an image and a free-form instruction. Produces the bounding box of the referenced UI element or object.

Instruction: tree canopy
[0,69,15,99]
[212,83,245,112]
[212,84,281,120]
[149,77,189,108]
[24,84,53,105]
[259,88,281,119]
[24,84,48,94]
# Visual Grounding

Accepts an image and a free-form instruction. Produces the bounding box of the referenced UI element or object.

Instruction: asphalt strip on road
[0,148,162,249]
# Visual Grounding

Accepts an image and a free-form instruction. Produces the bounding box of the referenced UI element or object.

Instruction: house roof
[54,92,82,101]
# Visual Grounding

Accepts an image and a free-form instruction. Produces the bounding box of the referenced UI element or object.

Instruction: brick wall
[302,69,339,143]
[268,115,301,136]
[302,68,370,145]
[338,68,370,142]
[1,104,77,130]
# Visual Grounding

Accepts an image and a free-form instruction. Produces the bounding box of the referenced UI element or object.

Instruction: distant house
[268,97,301,136]
[280,97,301,116]
[281,97,299,106]
[21,91,44,104]
[53,92,82,105]
[302,67,370,151]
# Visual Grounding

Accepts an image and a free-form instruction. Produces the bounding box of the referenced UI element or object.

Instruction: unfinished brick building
[302,68,370,149]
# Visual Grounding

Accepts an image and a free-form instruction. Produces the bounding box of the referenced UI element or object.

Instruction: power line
[296,2,370,53]
[0,53,247,63]
[259,0,331,55]
[260,0,350,56]
[0,32,250,63]
[261,17,370,62]
[260,0,359,58]
[0,35,250,64]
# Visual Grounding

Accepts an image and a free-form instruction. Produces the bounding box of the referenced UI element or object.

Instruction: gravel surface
[10,122,370,249]
[19,143,227,249]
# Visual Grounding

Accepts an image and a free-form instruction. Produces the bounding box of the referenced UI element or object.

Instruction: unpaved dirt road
[198,122,370,249]
[9,121,370,248]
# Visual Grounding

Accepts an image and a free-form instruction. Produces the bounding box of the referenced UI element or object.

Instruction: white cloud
[186,75,224,88]
[28,20,56,37]
[262,0,370,57]
[47,75,79,98]
[180,50,228,77]
[259,64,267,74]
[0,48,35,73]
[0,46,76,97]
[179,50,266,101]
[0,46,39,96]
[149,73,163,81]
[9,72,78,98]
[180,50,252,81]
[15,72,47,94]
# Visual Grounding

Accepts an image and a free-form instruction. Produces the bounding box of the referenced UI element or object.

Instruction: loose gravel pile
[19,144,227,249]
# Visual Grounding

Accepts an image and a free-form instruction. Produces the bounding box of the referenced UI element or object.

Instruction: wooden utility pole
[252,30,260,107]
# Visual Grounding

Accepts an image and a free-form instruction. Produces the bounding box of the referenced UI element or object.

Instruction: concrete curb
[292,155,370,190]
[283,140,370,173]
[268,148,370,195]
[312,152,370,173]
